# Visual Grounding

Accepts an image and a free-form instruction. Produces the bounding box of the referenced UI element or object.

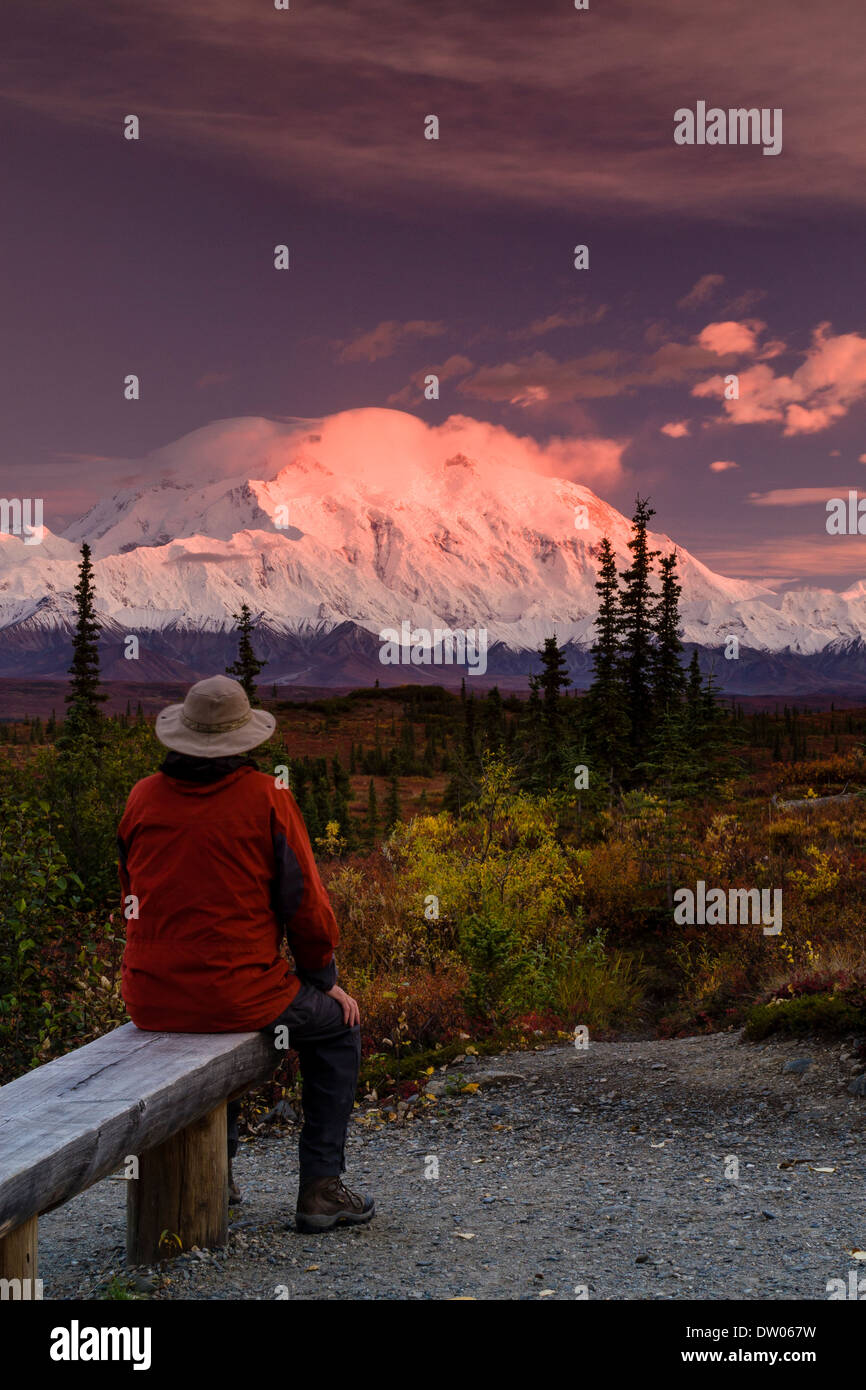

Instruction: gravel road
[37,1030,866,1301]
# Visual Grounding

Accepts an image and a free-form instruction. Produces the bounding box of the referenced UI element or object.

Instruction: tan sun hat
[155,675,276,757]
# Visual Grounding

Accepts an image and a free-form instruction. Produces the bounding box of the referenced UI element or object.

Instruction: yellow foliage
[787,846,840,901]
[315,820,348,858]
[390,756,582,946]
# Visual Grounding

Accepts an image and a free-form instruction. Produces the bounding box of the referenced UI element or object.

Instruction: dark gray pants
[227,982,361,1187]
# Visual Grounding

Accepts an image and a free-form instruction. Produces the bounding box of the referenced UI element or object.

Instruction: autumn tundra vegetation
[2,506,866,1113]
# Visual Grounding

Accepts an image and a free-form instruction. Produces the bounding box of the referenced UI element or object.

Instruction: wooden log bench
[0,1022,277,1284]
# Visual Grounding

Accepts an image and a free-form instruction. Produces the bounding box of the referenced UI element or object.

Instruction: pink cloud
[517,305,608,338]
[9,2,866,221]
[722,288,767,316]
[386,354,473,406]
[710,460,739,471]
[748,487,851,506]
[695,534,866,581]
[336,319,445,364]
[459,339,726,408]
[697,320,764,356]
[661,421,690,437]
[677,274,724,310]
[459,350,628,405]
[694,323,866,435]
[277,408,629,492]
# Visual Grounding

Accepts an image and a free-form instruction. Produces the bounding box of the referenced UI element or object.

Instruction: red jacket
[118,766,339,1032]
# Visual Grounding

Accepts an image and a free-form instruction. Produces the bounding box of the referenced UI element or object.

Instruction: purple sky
[4,0,866,587]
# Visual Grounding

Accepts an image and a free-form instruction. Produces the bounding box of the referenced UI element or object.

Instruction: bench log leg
[0,1216,38,1284]
[127,1103,227,1265]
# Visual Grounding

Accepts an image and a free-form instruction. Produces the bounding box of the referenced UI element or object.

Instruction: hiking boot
[228,1160,243,1205]
[295,1176,375,1232]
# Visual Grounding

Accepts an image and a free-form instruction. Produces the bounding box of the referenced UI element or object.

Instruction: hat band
[180,710,253,734]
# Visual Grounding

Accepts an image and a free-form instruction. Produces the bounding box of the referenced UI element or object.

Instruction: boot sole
[295,1204,375,1233]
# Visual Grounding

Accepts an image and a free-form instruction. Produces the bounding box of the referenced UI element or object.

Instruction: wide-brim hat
[156,674,276,756]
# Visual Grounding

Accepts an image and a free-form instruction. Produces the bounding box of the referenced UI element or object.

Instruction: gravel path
[38,1030,866,1301]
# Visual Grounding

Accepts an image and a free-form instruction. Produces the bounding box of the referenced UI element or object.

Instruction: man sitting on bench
[116,674,375,1234]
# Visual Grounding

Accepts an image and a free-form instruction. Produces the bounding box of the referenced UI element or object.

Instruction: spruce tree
[685,650,703,736]
[527,635,570,791]
[640,703,694,908]
[398,717,416,773]
[365,778,379,845]
[584,536,630,791]
[63,542,106,740]
[226,601,266,704]
[652,551,686,709]
[385,772,401,832]
[482,686,505,751]
[314,776,331,831]
[299,783,321,842]
[462,693,480,773]
[619,497,660,771]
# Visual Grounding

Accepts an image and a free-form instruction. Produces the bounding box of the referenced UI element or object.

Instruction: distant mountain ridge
[3,408,866,695]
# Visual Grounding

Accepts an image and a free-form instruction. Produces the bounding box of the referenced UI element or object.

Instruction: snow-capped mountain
[3,408,866,693]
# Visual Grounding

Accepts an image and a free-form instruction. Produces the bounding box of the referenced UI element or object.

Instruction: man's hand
[326,984,360,1027]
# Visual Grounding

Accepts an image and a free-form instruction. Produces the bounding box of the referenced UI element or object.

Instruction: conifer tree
[365,778,379,845]
[640,703,695,908]
[685,650,703,735]
[527,635,570,790]
[481,686,505,751]
[584,535,630,791]
[385,771,401,832]
[314,776,331,831]
[398,717,416,773]
[299,783,321,842]
[63,543,106,742]
[619,497,661,770]
[226,601,266,704]
[652,551,687,709]
[330,754,352,841]
[462,693,480,772]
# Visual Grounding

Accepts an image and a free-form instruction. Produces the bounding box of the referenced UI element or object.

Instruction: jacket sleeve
[270,789,340,991]
[117,804,132,914]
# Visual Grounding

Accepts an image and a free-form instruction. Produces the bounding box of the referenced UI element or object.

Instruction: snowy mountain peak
[2,408,865,678]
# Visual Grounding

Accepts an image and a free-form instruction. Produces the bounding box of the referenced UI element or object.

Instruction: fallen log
[772,787,859,811]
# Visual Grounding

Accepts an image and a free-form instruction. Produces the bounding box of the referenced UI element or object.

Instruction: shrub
[0,791,126,1081]
[459,911,524,1019]
[352,968,470,1057]
[28,722,162,908]
[767,817,807,854]
[745,987,866,1039]
[390,755,583,950]
[787,846,840,901]
[545,933,646,1031]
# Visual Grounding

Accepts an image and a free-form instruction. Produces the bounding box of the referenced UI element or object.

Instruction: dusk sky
[4,0,866,588]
